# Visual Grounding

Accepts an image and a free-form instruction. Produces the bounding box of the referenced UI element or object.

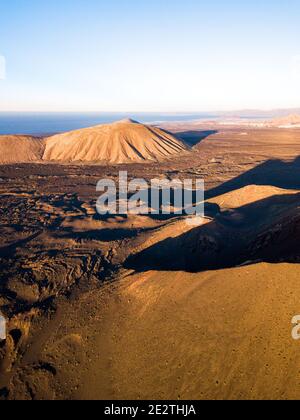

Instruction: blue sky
[0,0,300,112]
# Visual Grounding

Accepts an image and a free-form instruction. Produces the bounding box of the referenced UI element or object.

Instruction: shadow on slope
[207,156,300,199]
[175,130,218,146]
[125,191,300,273]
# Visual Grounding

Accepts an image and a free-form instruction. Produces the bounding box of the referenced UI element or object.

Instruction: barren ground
[1,126,300,400]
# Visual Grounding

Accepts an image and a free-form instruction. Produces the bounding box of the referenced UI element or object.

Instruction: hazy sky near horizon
[0,0,300,112]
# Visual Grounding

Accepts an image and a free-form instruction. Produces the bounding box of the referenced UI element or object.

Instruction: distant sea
[0,112,218,136]
[0,110,297,136]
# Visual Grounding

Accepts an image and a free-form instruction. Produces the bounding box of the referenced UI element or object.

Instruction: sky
[0,0,300,112]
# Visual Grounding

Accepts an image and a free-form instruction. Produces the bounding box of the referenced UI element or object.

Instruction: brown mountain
[0,135,44,164]
[43,119,189,163]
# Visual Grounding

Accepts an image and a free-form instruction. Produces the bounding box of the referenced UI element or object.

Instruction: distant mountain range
[219,108,300,119]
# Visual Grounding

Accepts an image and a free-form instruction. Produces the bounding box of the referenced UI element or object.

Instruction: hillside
[0,136,44,164]
[43,119,189,163]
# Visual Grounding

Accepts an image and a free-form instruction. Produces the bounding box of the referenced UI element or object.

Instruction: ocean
[0,112,218,136]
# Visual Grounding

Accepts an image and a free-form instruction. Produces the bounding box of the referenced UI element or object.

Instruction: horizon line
[0,107,300,115]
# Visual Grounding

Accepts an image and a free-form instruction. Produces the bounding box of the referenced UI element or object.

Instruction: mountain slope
[0,136,44,164]
[7,262,300,400]
[43,119,189,163]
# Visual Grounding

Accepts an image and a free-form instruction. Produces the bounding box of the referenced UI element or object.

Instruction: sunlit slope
[43,119,189,163]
